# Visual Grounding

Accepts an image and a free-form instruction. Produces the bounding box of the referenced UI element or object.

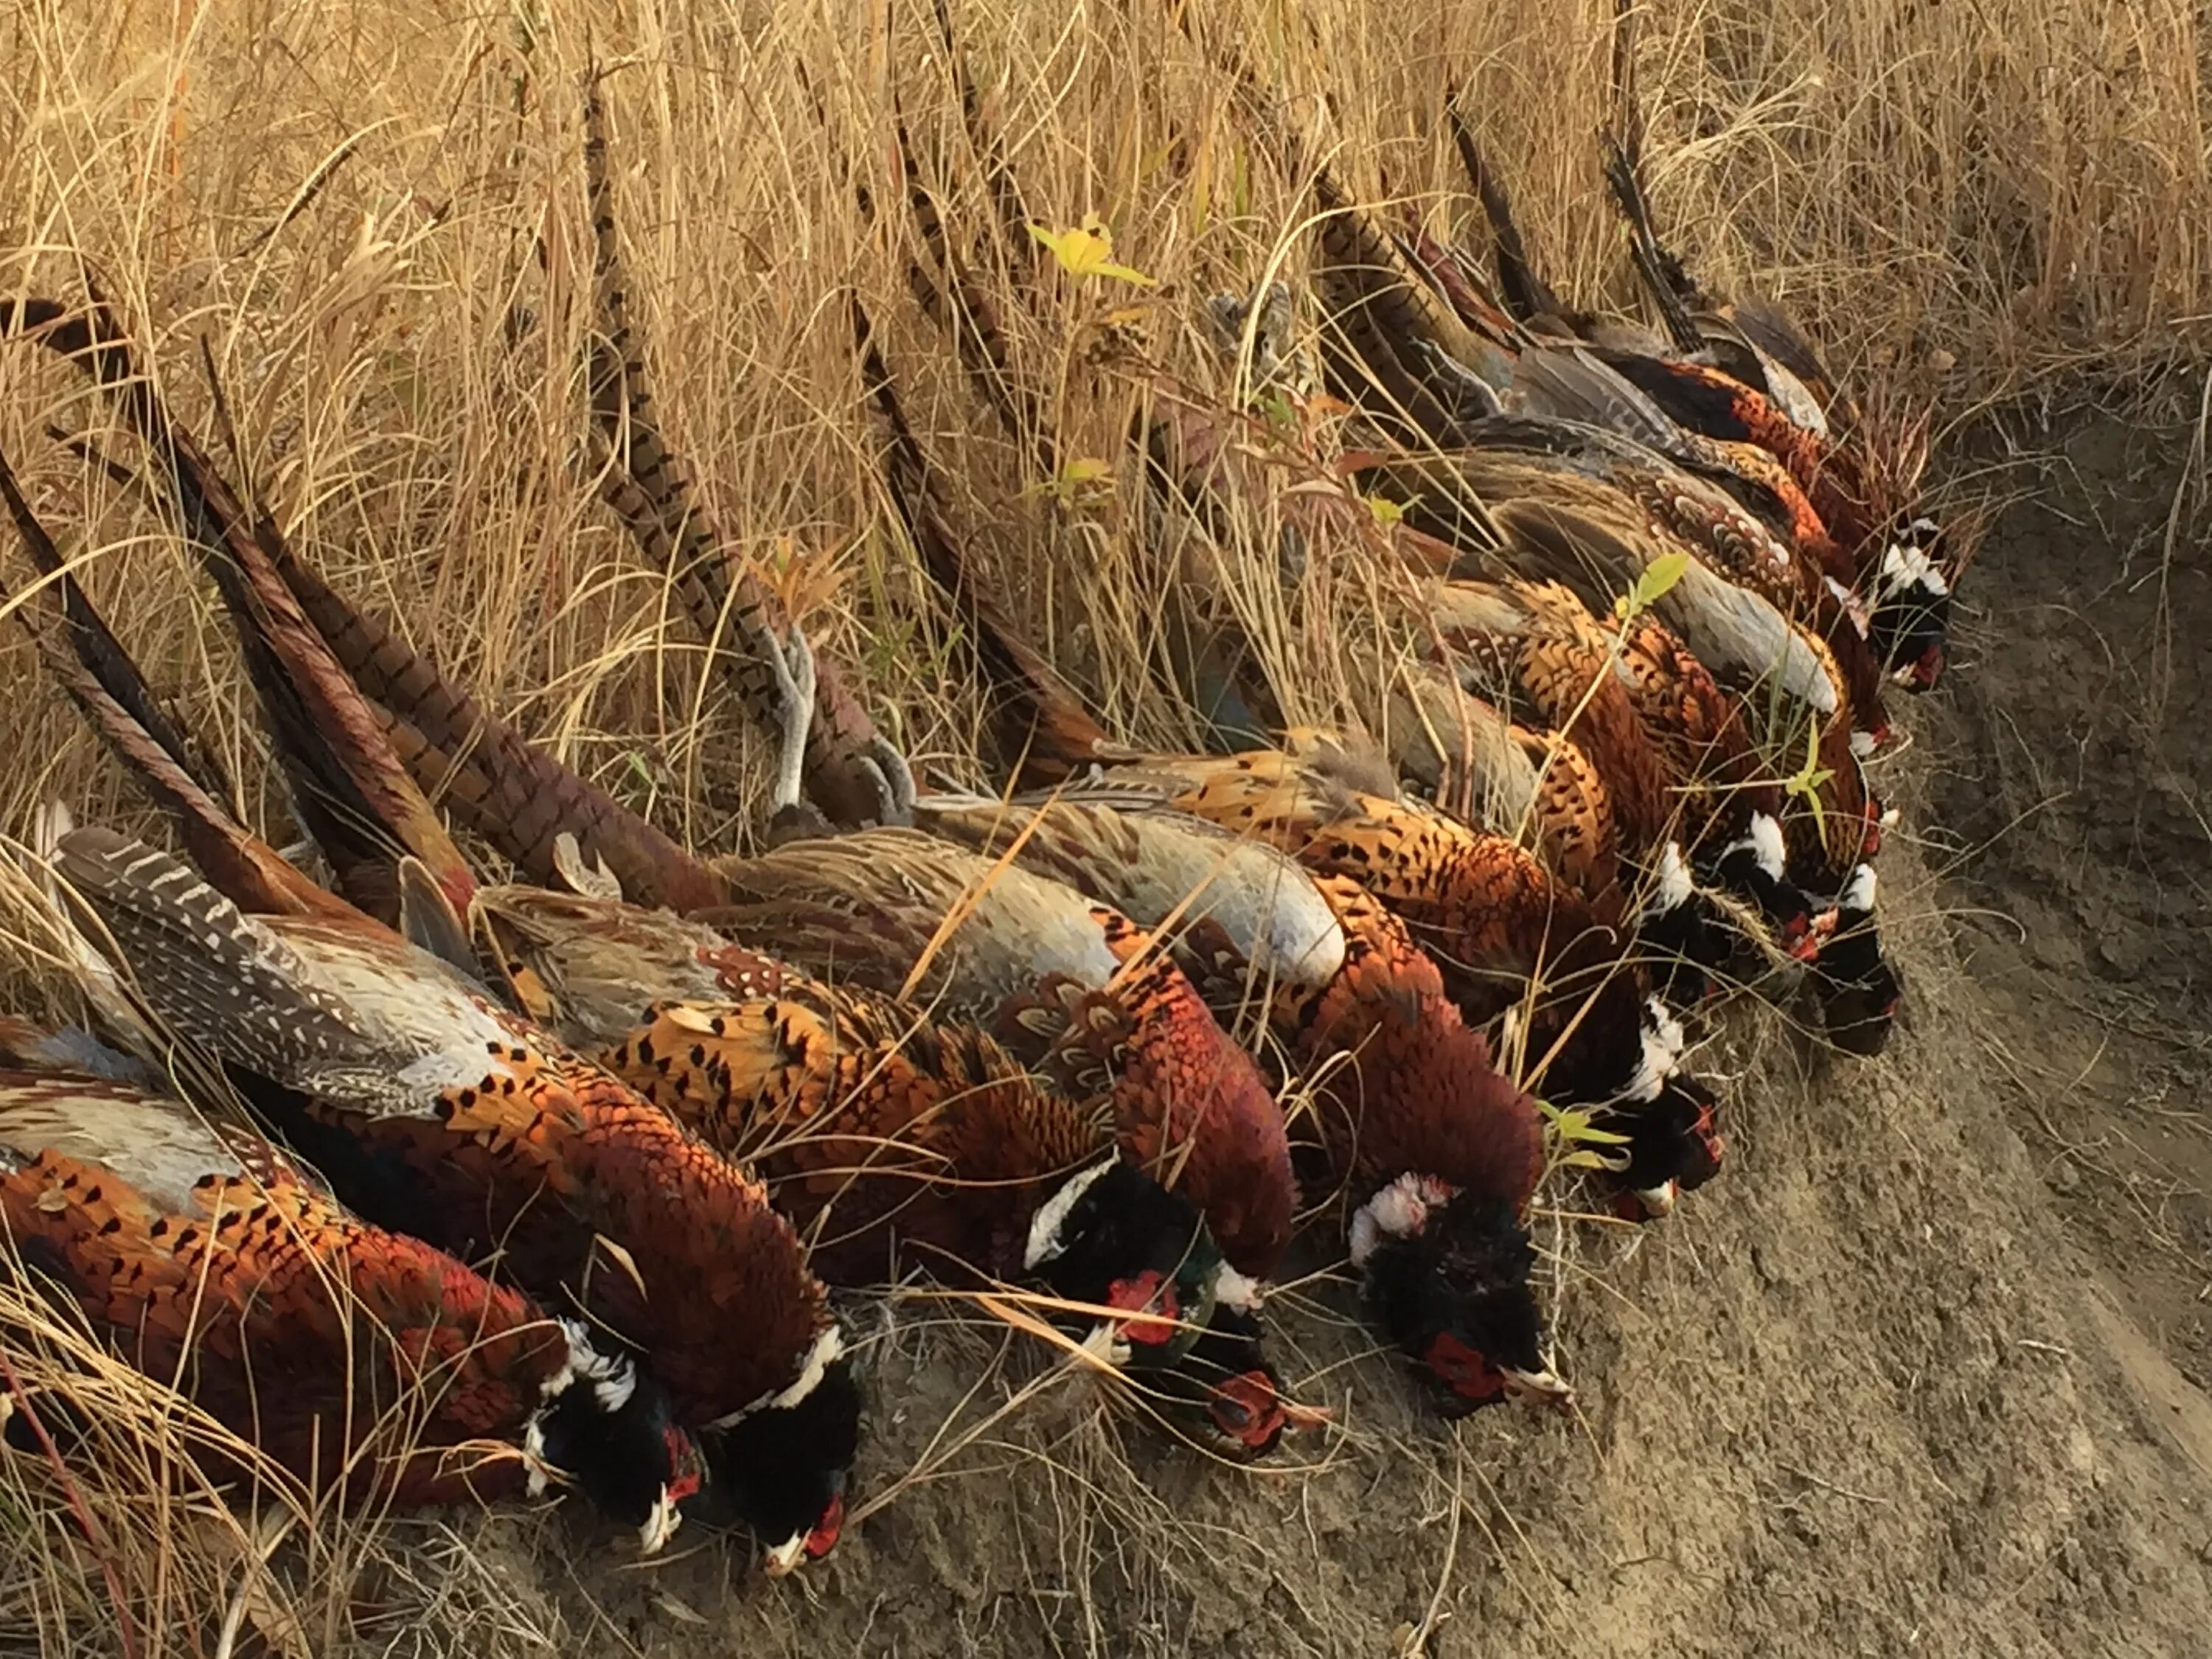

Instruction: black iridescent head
[1353,1180,1565,1413]
[1709,815,1820,963]
[1814,868,1900,1057]
[1024,1160,1225,1371]
[1607,1067,1725,1222]
[704,1340,864,1575]
[533,1329,706,1555]
[1871,513,1952,692]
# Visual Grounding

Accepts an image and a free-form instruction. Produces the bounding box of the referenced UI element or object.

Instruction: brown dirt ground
[325,410,2212,1658]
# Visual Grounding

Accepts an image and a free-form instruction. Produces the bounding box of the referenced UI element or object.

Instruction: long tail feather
[50,827,373,1085]
[1,295,478,923]
[0,441,229,804]
[851,301,1111,781]
[1446,102,1566,325]
[0,442,349,922]
[1598,134,1707,357]
[249,527,731,914]
[581,74,897,827]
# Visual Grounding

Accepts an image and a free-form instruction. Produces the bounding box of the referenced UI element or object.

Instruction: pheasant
[1440,411,1893,745]
[0,1054,706,1550]
[1436,125,1952,694]
[43,395,1304,1459]
[48,826,860,1571]
[901,787,1571,1405]
[1573,342,1952,689]
[0,445,858,1573]
[1610,609,1897,1051]
[854,344,1721,1221]
[465,890,1301,1453]
[1418,576,1821,967]
[42,367,1299,1290]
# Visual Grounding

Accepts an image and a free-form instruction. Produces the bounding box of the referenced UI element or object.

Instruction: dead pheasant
[0,1051,704,1548]
[459,891,1302,1455]
[29,397,1304,1458]
[1437,125,1952,693]
[1417,577,1821,967]
[1608,608,1896,1051]
[1440,411,1893,744]
[0,454,858,1573]
[61,398,1295,1287]
[901,787,1571,1405]
[855,343,1721,1220]
[49,824,858,1571]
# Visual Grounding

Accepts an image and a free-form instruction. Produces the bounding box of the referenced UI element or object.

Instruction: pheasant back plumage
[698,830,1295,1275]
[52,830,832,1430]
[598,990,1107,1285]
[0,1072,565,1508]
[1285,877,1545,1213]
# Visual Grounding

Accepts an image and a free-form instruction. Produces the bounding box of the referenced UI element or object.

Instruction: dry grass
[1,0,2208,1652]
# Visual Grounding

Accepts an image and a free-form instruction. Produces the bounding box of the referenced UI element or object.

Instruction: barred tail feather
[852,307,1112,780]
[260,535,728,914]
[51,829,372,1084]
[581,76,893,827]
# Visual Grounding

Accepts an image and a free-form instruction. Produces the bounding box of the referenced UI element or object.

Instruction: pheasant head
[1351,1178,1568,1411]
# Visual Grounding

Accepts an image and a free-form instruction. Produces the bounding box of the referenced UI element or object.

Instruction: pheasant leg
[764,622,819,817]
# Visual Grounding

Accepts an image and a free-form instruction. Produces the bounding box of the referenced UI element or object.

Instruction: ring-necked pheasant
[856,338,1722,1222]
[1425,121,1952,696]
[66,392,1298,1298]
[40,387,1307,1461]
[1417,577,1820,966]
[900,785,1571,1407]
[0,1050,705,1549]
[1594,136,1953,693]
[1351,439,1849,732]
[1613,605,1896,1052]
[0,434,858,1574]
[47,822,858,1573]
[465,889,1302,1454]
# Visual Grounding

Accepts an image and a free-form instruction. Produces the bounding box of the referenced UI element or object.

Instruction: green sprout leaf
[1613,550,1690,621]
[1783,716,1835,838]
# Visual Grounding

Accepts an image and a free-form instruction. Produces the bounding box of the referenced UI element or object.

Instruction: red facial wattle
[803,1492,845,1561]
[1913,641,1945,689]
[1422,1332,1507,1402]
[1105,1270,1180,1347]
[663,1425,705,1506]
[1211,1369,1289,1450]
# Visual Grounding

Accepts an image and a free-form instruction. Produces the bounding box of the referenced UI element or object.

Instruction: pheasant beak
[1502,1365,1575,1411]
[761,1532,808,1577]
[1786,923,1823,964]
[1630,1180,1679,1220]
[637,1489,684,1557]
